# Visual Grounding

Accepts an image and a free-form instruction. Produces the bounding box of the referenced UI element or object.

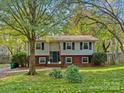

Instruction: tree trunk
[102,40,110,53]
[28,39,36,75]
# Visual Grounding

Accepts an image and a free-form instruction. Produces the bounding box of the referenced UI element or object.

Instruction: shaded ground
[0,64,58,78]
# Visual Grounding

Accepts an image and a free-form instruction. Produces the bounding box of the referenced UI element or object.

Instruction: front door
[50,51,60,62]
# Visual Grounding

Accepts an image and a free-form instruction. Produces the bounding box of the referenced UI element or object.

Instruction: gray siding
[35,41,95,55]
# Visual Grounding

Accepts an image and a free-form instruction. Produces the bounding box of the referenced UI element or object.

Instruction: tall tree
[0,27,27,55]
[0,0,65,75]
[64,8,112,52]
[67,0,124,54]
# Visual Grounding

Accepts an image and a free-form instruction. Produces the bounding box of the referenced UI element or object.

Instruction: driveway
[0,64,59,78]
[0,64,10,78]
[7,67,55,74]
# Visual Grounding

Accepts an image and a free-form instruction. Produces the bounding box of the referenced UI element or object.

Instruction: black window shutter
[63,42,66,50]
[80,57,82,63]
[89,42,92,50]
[80,42,83,50]
[72,42,75,50]
[42,42,44,50]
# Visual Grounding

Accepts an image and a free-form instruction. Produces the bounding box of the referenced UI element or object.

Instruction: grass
[80,63,124,72]
[0,64,4,68]
[0,64,124,93]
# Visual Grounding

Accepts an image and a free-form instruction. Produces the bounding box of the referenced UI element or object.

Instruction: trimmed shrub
[64,65,82,83]
[10,62,19,69]
[92,52,107,65]
[11,51,28,68]
[49,69,63,79]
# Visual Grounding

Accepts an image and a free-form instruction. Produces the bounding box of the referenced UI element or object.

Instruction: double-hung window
[80,42,91,50]
[36,42,41,49]
[36,42,44,50]
[39,57,46,64]
[83,42,89,49]
[65,57,72,63]
[81,57,89,63]
[66,42,72,50]
[63,42,75,50]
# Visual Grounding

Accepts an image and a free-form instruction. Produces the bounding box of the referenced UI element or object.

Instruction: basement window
[65,57,72,63]
[39,57,46,64]
[81,57,89,63]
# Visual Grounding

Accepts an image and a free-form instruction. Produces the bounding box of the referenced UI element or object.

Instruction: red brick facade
[35,55,92,67]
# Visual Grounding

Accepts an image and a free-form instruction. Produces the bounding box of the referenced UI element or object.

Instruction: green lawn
[0,64,124,93]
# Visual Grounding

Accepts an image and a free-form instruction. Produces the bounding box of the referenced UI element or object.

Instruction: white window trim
[81,57,89,63]
[65,57,72,63]
[36,42,44,50]
[39,57,46,64]
[66,42,72,50]
[83,42,89,50]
